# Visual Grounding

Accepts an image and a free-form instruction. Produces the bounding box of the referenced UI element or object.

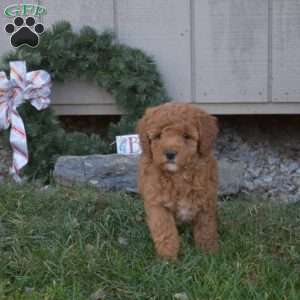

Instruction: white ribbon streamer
[0,61,51,182]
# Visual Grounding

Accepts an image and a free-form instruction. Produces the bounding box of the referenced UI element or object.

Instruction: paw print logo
[5,16,45,48]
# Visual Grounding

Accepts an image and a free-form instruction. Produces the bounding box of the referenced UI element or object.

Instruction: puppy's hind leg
[144,204,180,260]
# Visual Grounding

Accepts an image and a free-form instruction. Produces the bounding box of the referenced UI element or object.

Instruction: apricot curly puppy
[137,103,219,260]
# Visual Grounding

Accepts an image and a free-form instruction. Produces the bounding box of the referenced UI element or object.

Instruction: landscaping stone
[218,159,245,195]
[54,116,300,202]
[3,115,299,202]
[215,116,300,202]
[54,154,245,195]
[54,154,139,193]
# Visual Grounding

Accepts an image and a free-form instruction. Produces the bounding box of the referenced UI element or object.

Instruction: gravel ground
[215,116,300,202]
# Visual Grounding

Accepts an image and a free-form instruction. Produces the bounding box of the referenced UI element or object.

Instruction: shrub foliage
[0,21,168,180]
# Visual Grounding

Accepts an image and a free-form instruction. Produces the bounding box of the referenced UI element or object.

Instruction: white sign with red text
[116,134,142,155]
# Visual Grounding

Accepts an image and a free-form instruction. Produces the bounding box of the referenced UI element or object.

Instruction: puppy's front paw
[155,237,180,261]
[195,238,219,253]
[156,246,178,261]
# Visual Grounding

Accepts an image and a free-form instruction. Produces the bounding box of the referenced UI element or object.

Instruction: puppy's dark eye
[183,133,191,140]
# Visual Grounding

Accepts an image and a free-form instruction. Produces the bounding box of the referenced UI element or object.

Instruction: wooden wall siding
[39,0,117,113]
[52,80,122,115]
[272,0,300,102]
[40,0,114,33]
[194,0,268,103]
[117,0,192,101]
[0,0,300,114]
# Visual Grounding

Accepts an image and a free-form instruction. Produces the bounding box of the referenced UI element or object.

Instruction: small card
[116,134,142,155]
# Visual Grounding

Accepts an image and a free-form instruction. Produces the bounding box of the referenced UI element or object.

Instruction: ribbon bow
[0,61,51,181]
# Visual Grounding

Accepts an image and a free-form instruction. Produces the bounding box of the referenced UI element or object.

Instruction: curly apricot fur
[137,103,219,260]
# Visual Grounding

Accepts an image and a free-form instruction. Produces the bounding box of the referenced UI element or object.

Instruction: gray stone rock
[287,162,299,174]
[54,155,245,196]
[54,156,87,186]
[218,159,246,195]
[248,167,261,178]
[244,181,255,191]
[262,176,273,184]
[54,154,139,193]
[267,156,279,165]
[280,163,289,173]
[292,176,300,187]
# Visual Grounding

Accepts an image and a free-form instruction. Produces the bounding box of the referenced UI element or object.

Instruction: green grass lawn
[0,182,299,300]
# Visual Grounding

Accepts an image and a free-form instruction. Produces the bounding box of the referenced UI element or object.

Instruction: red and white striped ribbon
[0,61,51,182]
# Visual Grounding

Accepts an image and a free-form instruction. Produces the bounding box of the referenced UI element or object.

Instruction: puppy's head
[137,103,218,173]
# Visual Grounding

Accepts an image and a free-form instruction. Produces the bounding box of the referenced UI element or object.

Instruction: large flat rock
[54,155,139,193]
[54,154,245,195]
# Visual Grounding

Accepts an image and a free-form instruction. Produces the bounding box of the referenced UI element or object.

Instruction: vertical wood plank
[40,0,114,32]
[117,0,192,101]
[272,0,300,102]
[194,0,268,103]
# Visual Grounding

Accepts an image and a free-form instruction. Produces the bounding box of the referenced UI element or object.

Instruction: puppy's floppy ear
[136,108,154,160]
[197,113,218,157]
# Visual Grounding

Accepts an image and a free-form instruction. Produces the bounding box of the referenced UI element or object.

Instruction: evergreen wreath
[0,21,168,181]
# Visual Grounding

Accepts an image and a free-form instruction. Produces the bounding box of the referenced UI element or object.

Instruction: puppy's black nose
[165,150,177,161]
